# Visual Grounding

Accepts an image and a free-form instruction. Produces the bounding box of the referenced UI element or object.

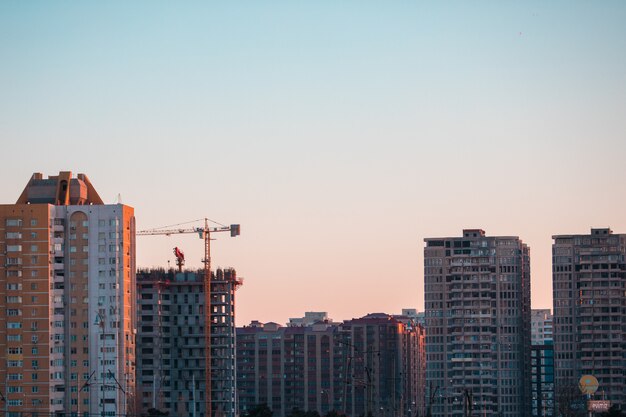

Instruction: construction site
[135,221,242,417]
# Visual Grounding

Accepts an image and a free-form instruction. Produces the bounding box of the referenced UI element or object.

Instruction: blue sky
[1,1,625,324]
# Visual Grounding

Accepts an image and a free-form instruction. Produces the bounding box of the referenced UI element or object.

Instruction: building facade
[0,171,136,416]
[136,268,241,417]
[531,309,553,346]
[552,227,626,409]
[424,229,531,417]
[288,312,330,327]
[531,341,554,417]
[236,313,425,417]
[530,309,554,417]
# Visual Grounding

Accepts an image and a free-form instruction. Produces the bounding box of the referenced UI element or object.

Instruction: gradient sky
[1,1,625,326]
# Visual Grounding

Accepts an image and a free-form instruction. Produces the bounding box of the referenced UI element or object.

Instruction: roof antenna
[116,193,123,204]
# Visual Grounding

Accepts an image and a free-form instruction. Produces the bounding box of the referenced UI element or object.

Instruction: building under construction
[136,267,242,417]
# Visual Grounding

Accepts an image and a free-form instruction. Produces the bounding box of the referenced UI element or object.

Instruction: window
[30,244,38,252]
[6,245,22,252]
[5,232,22,239]
[5,219,22,227]
[30,219,38,226]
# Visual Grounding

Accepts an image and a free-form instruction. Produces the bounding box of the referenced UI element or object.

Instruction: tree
[426,382,438,417]
[601,405,625,417]
[287,407,321,417]
[555,380,585,417]
[244,404,274,417]
[147,408,169,416]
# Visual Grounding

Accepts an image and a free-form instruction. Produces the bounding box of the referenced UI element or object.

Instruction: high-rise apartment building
[530,310,554,417]
[136,268,240,417]
[0,171,136,417]
[236,313,426,417]
[531,309,553,345]
[424,229,531,417]
[531,341,554,417]
[552,227,626,408]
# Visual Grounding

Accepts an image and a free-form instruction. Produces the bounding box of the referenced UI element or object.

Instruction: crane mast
[137,219,240,417]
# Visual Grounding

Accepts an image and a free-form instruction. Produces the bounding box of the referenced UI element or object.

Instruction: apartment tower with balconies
[424,229,531,417]
[0,171,136,416]
[552,228,626,409]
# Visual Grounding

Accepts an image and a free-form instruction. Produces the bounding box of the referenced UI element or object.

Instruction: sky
[1,1,625,326]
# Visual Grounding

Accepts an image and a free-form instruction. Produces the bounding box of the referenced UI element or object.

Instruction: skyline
[1,2,626,325]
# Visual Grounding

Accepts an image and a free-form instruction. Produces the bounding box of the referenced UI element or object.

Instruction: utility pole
[193,373,197,417]
[463,389,473,417]
[96,311,106,417]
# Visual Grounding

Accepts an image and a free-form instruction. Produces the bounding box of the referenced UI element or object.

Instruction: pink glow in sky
[1,2,625,325]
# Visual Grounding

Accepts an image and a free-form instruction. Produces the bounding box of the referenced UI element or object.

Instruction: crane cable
[147,217,227,230]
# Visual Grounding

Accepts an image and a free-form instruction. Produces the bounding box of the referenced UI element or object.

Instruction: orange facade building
[0,171,136,416]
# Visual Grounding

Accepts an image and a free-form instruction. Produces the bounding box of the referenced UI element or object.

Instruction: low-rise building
[236,313,425,417]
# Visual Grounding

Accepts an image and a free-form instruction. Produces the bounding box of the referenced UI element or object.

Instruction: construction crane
[173,247,185,272]
[137,218,241,417]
